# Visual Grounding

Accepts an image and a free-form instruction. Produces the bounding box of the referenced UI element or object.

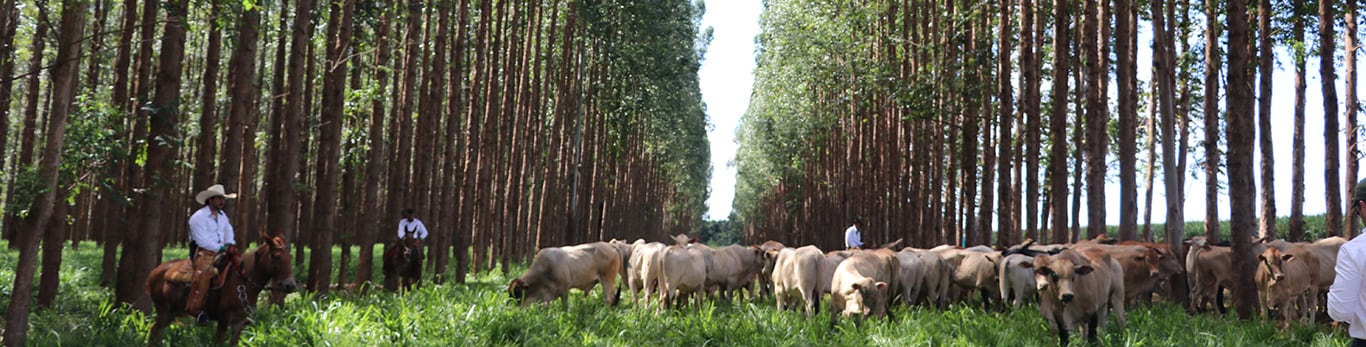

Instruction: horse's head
[256,231,298,293]
[401,236,422,260]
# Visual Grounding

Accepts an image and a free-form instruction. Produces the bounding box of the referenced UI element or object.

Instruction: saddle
[166,251,240,288]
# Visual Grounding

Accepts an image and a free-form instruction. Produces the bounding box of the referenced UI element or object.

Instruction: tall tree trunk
[1050,0,1070,244]
[307,0,355,294]
[37,196,68,307]
[358,3,393,287]
[1084,0,1107,240]
[270,0,316,250]
[1203,0,1222,242]
[131,0,190,312]
[1117,0,1138,241]
[1022,0,1041,242]
[3,0,84,341]
[194,1,223,194]
[997,0,1015,248]
[1347,0,1361,236]
[1226,0,1258,319]
[220,3,261,246]
[1291,0,1309,242]
[1258,0,1277,239]
[1324,0,1345,237]
[1153,0,1189,307]
[4,1,46,247]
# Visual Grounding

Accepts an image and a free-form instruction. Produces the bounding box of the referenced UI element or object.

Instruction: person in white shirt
[844,218,864,250]
[397,208,429,241]
[186,184,237,322]
[1331,178,1366,347]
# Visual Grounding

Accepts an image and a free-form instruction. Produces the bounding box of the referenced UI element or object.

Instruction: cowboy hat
[195,184,238,205]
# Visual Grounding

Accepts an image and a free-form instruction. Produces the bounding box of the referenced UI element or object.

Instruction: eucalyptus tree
[1323,0,1343,236]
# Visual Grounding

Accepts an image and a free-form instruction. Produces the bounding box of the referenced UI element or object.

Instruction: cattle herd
[505,233,1347,345]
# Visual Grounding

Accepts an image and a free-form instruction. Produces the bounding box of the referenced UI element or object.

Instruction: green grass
[0,240,1352,346]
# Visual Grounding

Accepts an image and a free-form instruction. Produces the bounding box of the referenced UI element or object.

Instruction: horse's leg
[148,311,173,346]
[228,318,247,346]
[214,318,229,345]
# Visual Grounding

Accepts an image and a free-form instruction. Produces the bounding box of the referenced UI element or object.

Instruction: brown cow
[1020,248,1126,346]
[772,245,828,316]
[508,242,624,307]
[625,240,666,306]
[757,240,787,299]
[1255,246,1320,329]
[829,250,899,324]
[1095,243,1184,305]
[709,244,766,300]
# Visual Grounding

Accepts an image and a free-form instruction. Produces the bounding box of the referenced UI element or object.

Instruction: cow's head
[1258,248,1294,283]
[508,278,553,306]
[1020,252,1093,304]
[839,278,888,317]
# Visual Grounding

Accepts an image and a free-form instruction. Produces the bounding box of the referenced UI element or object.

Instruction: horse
[384,236,423,291]
[146,232,298,346]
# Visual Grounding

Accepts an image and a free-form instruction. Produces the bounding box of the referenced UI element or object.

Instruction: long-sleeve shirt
[398,218,429,240]
[844,225,863,249]
[1330,229,1366,339]
[188,206,235,251]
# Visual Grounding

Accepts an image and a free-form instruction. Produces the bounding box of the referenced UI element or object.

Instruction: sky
[698,0,1353,228]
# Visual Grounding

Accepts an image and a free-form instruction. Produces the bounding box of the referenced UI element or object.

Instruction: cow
[999,253,1037,307]
[772,245,828,316]
[1185,236,1233,313]
[757,241,787,299]
[625,240,666,305]
[1255,246,1320,329]
[1093,243,1184,305]
[950,251,1003,308]
[708,244,766,300]
[829,250,899,324]
[657,243,709,309]
[894,249,927,306]
[508,242,624,307]
[1019,247,1127,346]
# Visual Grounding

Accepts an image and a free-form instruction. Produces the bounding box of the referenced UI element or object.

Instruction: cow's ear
[874,282,888,290]
[1075,265,1094,275]
[1257,254,1267,262]
[1282,253,1296,262]
[850,282,862,291]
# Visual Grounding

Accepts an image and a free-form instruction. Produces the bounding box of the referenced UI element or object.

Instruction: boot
[185,249,216,316]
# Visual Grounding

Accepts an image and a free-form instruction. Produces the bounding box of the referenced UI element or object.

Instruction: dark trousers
[1353,338,1366,347]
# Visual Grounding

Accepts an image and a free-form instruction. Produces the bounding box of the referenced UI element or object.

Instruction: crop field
[0,240,1351,346]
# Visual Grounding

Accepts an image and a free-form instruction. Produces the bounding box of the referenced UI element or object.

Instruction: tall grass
[0,240,1351,346]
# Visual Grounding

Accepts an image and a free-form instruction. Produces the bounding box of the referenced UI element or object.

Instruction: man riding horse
[397,208,428,244]
[187,184,237,323]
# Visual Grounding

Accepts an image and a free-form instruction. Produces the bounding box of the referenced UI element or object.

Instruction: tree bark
[1117,0,1138,241]
[1226,0,1258,319]
[1257,0,1277,239]
[1347,0,1361,236]
[308,0,355,294]
[1203,0,1222,242]
[997,0,1015,248]
[1049,0,1070,244]
[1291,0,1308,242]
[194,1,223,194]
[3,0,84,341]
[1325,0,1345,237]
[1152,0,1189,308]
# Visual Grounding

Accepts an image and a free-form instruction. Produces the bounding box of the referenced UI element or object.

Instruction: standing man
[398,208,429,241]
[844,218,864,250]
[187,184,237,322]
[1331,178,1366,347]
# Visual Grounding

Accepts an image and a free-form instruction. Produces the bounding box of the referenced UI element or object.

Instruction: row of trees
[736,0,1350,319]
[0,0,713,344]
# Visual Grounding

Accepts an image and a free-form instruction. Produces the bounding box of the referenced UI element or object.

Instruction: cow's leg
[1086,314,1100,342]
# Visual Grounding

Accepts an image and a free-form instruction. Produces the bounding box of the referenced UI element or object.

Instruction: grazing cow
[772,245,828,316]
[1092,243,1184,305]
[999,253,1037,307]
[829,250,900,324]
[1020,248,1127,346]
[895,249,927,306]
[626,240,666,305]
[709,244,767,300]
[508,242,624,307]
[916,250,955,307]
[821,250,851,294]
[950,251,1003,308]
[658,244,709,308]
[1185,237,1233,313]
[1256,246,1320,329]
[757,241,787,299]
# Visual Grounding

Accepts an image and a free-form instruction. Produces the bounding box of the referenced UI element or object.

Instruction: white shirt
[844,225,863,249]
[188,206,235,251]
[398,218,428,240]
[1330,229,1366,339]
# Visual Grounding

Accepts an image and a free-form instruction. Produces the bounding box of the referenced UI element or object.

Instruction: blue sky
[699,0,1352,228]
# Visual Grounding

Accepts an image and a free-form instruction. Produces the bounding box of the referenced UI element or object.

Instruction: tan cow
[508,242,624,306]
[1185,236,1233,313]
[999,253,1037,307]
[829,250,900,324]
[1090,243,1181,305]
[757,240,787,298]
[708,244,766,300]
[1020,248,1126,346]
[657,243,709,309]
[772,245,828,316]
[1255,246,1320,329]
[626,240,666,305]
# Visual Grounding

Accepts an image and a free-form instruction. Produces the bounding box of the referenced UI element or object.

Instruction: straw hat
[195,184,238,205]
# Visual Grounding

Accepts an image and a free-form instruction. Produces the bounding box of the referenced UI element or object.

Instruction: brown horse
[384,236,423,291]
[146,232,298,346]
